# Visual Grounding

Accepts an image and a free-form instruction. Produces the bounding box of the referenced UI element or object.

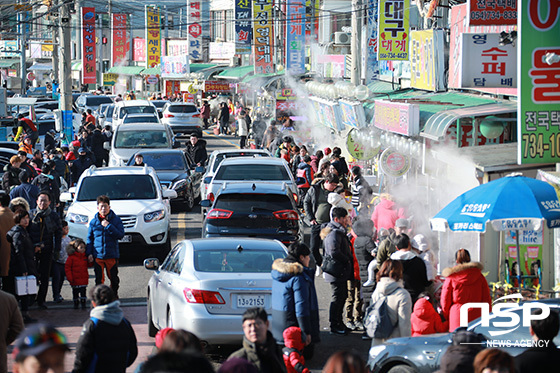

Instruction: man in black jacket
[303,173,340,267]
[185,133,208,167]
[515,309,560,373]
[390,234,428,305]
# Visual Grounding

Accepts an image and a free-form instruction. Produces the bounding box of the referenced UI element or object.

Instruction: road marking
[205,129,240,148]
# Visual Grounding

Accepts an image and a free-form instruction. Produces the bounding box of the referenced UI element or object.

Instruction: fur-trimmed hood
[442,261,483,277]
[272,258,303,276]
[9,196,30,212]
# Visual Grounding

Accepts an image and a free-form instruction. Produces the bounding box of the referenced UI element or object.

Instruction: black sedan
[126,149,203,211]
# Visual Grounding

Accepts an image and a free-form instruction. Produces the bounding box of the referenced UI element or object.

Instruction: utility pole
[18,1,27,96]
[98,15,103,86]
[350,0,362,85]
[108,0,112,69]
[59,0,73,139]
[52,0,59,91]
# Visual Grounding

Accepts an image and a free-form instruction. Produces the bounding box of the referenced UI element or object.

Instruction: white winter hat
[328,192,345,207]
[411,234,429,252]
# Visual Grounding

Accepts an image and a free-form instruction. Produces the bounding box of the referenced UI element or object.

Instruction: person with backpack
[368,259,411,345]
[296,155,313,205]
[15,114,39,147]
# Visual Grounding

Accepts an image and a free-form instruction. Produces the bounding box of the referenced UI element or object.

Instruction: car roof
[210,149,271,156]
[116,122,168,130]
[166,102,197,106]
[81,165,158,178]
[185,237,287,251]
[115,99,154,107]
[219,157,288,166]
[133,149,184,156]
[123,113,158,117]
[218,181,291,195]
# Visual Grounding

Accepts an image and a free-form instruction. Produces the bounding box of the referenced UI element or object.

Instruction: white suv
[60,166,177,256]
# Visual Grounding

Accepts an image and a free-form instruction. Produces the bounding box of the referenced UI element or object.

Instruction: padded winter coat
[370,198,405,231]
[86,210,125,260]
[65,250,91,287]
[410,297,449,336]
[320,221,353,283]
[441,262,492,332]
[6,225,37,277]
[370,277,412,345]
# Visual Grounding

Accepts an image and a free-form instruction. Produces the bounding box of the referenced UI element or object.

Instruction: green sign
[103,73,118,86]
[518,1,560,164]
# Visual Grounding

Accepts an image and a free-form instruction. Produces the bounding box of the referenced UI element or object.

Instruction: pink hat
[155,327,174,349]
[324,147,332,155]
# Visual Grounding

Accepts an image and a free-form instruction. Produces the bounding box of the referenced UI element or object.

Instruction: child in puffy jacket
[282,326,310,373]
[411,292,448,336]
[65,238,92,309]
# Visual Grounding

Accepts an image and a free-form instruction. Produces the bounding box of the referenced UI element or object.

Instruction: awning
[191,63,218,72]
[107,65,145,75]
[71,60,82,71]
[217,65,254,80]
[141,66,160,75]
[241,71,284,84]
[368,79,400,93]
[422,101,517,141]
[29,62,52,71]
[0,59,19,68]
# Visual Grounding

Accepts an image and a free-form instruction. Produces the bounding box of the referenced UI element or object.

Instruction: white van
[112,100,158,128]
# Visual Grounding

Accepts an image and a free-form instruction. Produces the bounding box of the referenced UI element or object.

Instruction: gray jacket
[320,221,353,283]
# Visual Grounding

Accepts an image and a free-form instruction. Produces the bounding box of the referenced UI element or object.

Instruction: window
[123,115,159,124]
[168,105,198,114]
[194,249,285,273]
[120,106,156,118]
[215,193,293,212]
[77,175,158,201]
[132,153,186,171]
[216,164,290,181]
[114,130,169,148]
[213,152,269,172]
[226,10,234,41]
[85,96,113,106]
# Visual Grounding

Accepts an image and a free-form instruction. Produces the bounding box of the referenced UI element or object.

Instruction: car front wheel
[387,365,417,373]
[184,188,194,211]
[147,292,158,337]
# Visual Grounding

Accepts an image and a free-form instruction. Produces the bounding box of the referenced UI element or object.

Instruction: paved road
[6,131,371,372]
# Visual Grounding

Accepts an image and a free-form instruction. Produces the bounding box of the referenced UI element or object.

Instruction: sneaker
[54,296,63,303]
[345,321,356,331]
[363,280,375,287]
[330,326,349,335]
[354,321,364,331]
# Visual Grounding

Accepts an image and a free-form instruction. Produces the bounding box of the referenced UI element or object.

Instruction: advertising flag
[253,0,274,74]
[235,0,252,54]
[187,0,203,60]
[81,7,96,85]
[365,0,379,83]
[286,0,305,74]
[112,14,128,66]
[145,6,161,68]
[378,0,409,61]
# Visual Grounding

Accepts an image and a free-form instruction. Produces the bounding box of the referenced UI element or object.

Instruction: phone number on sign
[521,133,560,159]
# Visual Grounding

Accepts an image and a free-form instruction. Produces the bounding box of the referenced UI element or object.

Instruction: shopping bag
[15,275,37,296]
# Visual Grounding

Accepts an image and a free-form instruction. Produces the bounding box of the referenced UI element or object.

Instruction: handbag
[15,275,38,296]
[321,255,345,278]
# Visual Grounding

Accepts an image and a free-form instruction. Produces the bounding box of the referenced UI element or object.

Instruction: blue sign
[286,0,305,74]
[235,0,253,54]
[62,110,74,146]
[365,0,379,83]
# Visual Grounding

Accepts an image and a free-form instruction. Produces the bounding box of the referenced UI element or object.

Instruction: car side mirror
[98,113,105,119]
[200,199,211,207]
[195,166,205,173]
[60,191,73,202]
[144,258,160,270]
[163,189,178,199]
[203,176,212,184]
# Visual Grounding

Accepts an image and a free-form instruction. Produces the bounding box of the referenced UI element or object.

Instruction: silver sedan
[144,237,287,346]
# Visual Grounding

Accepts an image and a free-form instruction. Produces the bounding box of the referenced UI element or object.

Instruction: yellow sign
[103,73,118,86]
[145,6,161,68]
[187,84,198,94]
[409,29,445,91]
[378,0,409,60]
[346,129,380,160]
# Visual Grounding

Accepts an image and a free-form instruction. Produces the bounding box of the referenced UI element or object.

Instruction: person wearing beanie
[12,323,69,373]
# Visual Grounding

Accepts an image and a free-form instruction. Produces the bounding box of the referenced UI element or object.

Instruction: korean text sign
[112,14,128,66]
[410,29,445,91]
[253,0,274,74]
[374,100,419,136]
[286,0,305,74]
[133,38,145,62]
[518,0,560,164]
[460,33,517,88]
[365,0,379,83]
[235,0,252,54]
[378,0,409,61]
[145,6,161,68]
[81,7,96,85]
[468,0,517,26]
[187,0,203,60]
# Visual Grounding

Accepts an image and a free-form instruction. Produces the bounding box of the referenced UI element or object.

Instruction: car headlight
[67,212,89,225]
[144,209,165,222]
[172,179,187,190]
[369,345,386,361]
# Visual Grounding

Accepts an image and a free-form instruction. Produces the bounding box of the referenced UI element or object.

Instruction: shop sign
[309,97,343,131]
[145,6,161,68]
[305,0,318,42]
[378,0,409,61]
[379,148,410,177]
[209,42,236,60]
[519,0,560,164]
[276,88,297,100]
[317,55,346,78]
[183,93,195,103]
[410,29,445,92]
[253,0,274,74]
[0,40,18,57]
[112,14,128,66]
[235,0,252,54]
[167,40,189,57]
[145,75,158,85]
[365,0,379,83]
[460,33,516,89]
[103,73,118,86]
[276,100,306,115]
[339,100,367,128]
[133,38,146,62]
[468,0,516,26]
[165,80,182,98]
[187,0,204,60]
[8,69,17,77]
[81,7,96,85]
[448,3,516,95]
[161,55,190,78]
[346,129,380,160]
[26,72,35,81]
[286,0,305,74]
[204,80,230,93]
[374,100,419,136]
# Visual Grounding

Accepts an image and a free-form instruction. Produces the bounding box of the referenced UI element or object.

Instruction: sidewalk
[6,304,152,373]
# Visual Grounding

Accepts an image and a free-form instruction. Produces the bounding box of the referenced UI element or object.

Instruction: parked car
[201,182,303,245]
[108,122,178,167]
[97,103,115,128]
[60,166,177,256]
[122,113,161,124]
[151,100,169,115]
[201,149,271,200]
[112,100,158,128]
[144,237,287,345]
[161,102,203,137]
[0,148,32,177]
[75,94,114,114]
[127,149,203,211]
[367,298,560,373]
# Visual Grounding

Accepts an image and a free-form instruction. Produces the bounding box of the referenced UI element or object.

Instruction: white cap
[411,234,428,252]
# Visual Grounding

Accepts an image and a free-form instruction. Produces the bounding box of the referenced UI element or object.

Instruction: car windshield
[215,164,289,181]
[105,106,114,117]
[123,115,159,123]
[85,96,113,106]
[120,106,156,118]
[114,130,169,148]
[132,153,186,170]
[77,175,157,201]
[168,105,197,114]
[194,249,285,273]
[213,152,269,172]
[153,101,168,108]
[215,193,292,211]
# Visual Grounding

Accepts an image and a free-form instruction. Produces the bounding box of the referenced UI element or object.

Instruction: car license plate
[237,294,265,308]
[119,235,132,243]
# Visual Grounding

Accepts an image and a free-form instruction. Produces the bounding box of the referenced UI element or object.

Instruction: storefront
[106,65,146,96]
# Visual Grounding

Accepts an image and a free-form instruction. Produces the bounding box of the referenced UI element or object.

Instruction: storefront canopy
[107,65,145,75]
[71,60,82,71]
[29,62,52,71]
[241,70,284,84]
[217,65,254,80]
[0,59,19,68]
[141,66,160,76]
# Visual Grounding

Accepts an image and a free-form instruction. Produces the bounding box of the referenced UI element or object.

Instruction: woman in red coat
[411,293,448,336]
[441,249,492,332]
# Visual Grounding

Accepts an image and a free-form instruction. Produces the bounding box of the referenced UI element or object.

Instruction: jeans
[36,248,53,305]
[310,224,323,267]
[329,280,348,328]
[345,279,363,323]
[94,258,120,297]
[51,262,65,301]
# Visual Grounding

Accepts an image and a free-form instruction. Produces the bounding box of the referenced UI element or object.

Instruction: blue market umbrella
[430,174,560,287]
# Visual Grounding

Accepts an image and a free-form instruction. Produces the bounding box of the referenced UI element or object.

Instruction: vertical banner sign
[409,29,445,91]
[133,38,146,62]
[112,14,128,66]
[187,0,203,60]
[365,0,379,83]
[468,0,517,26]
[235,0,252,54]
[519,0,560,164]
[286,0,305,74]
[145,6,161,68]
[378,0,409,60]
[81,7,96,85]
[305,0,317,42]
[253,0,274,74]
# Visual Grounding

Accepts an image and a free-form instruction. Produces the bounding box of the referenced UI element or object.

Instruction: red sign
[112,14,128,66]
[468,0,516,26]
[133,38,146,62]
[165,80,182,98]
[81,7,96,85]
[204,80,230,93]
